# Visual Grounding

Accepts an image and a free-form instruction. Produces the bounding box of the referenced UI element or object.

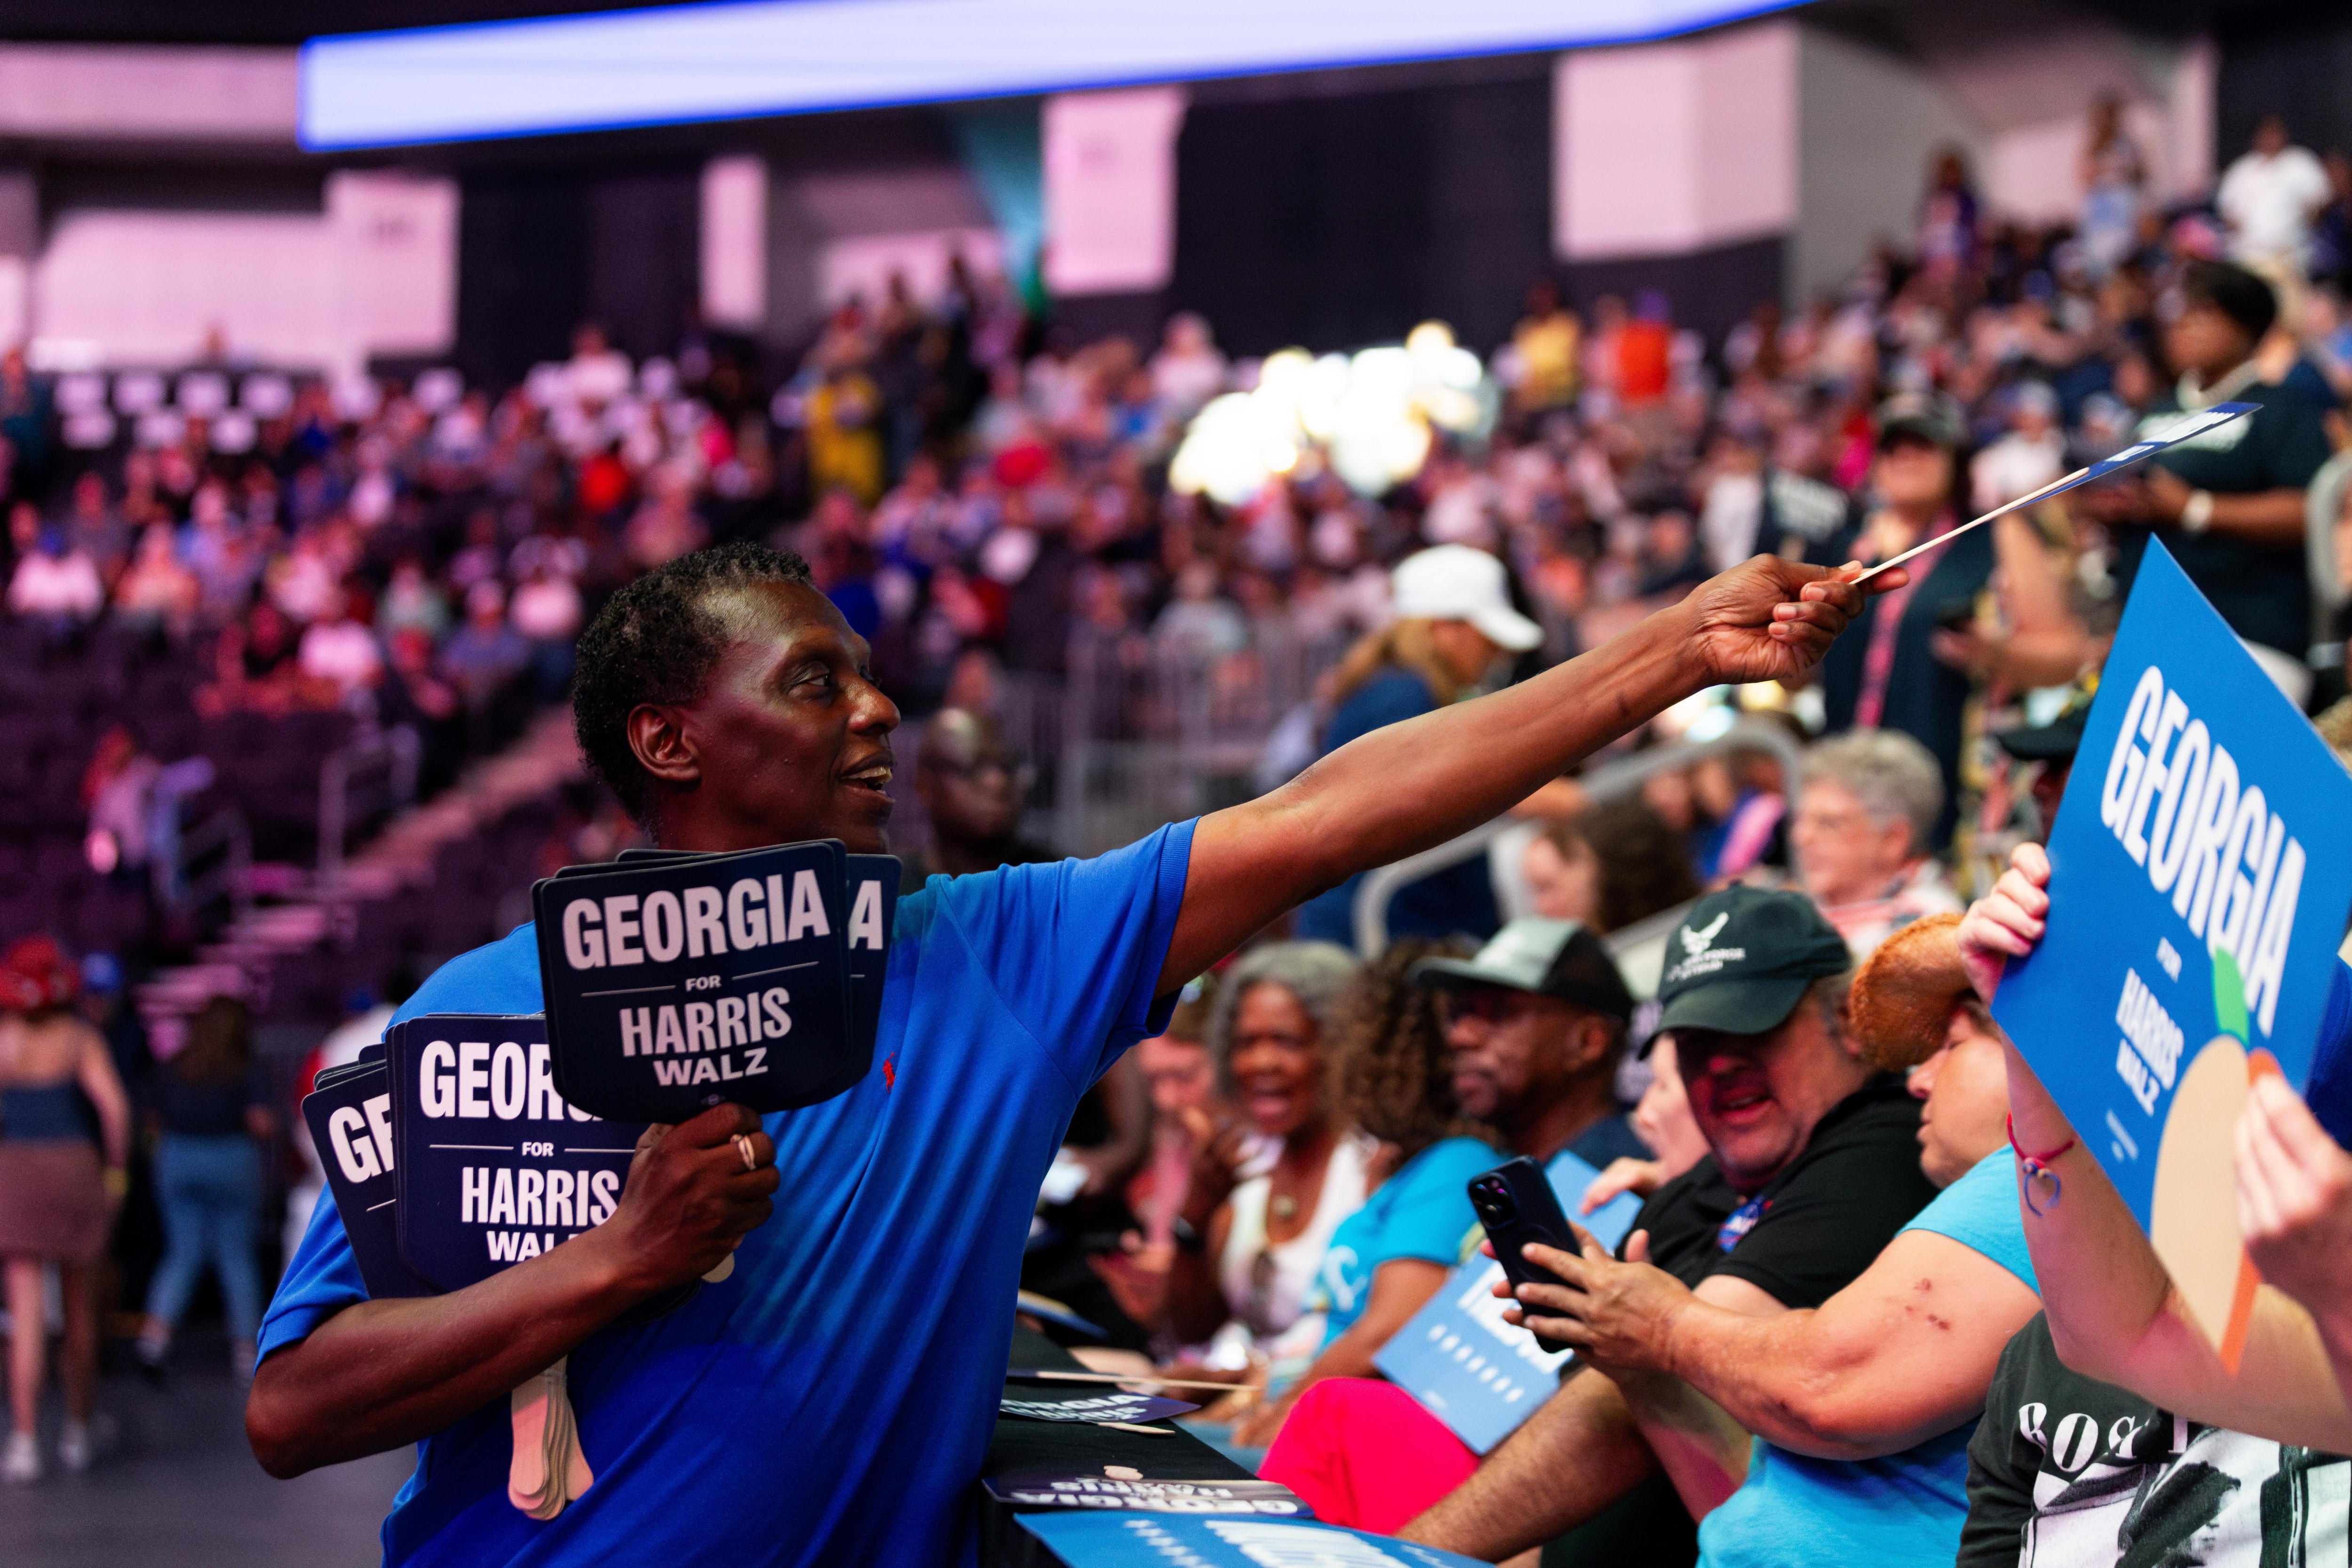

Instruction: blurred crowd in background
[6,96,2352,1422]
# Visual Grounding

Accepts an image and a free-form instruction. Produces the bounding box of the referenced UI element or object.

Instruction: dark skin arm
[1161,1112,1250,1345]
[1158,557,1893,991]
[1231,1257,1449,1447]
[246,1105,778,1477]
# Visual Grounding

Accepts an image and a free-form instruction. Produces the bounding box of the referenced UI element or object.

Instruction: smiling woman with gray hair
[1789,730,1963,959]
[1163,940,1374,1374]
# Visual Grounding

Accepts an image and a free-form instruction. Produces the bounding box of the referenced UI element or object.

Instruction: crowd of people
[1,90,2352,1568]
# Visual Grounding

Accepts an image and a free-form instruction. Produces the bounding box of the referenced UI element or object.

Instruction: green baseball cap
[1410,917,1634,1022]
[1654,886,1851,1037]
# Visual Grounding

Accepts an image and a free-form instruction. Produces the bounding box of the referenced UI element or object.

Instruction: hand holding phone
[1469,1157,1585,1355]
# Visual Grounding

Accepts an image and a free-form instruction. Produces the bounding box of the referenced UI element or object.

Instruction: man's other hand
[591,1104,778,1293]
[1679,556,1906,687]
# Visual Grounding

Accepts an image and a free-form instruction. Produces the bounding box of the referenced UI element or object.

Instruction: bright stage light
[1168,327,1498,507]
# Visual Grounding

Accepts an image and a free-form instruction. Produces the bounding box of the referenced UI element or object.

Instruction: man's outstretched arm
[1160,557,1893,988]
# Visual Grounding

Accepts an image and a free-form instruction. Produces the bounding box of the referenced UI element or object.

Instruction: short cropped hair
[572,541,815,825]
[1801,730,1944,853]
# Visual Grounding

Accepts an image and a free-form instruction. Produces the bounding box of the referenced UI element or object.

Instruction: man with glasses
[1417,917,1651,1171]
[1398,888,1941,1566]
[906,706,1055,880]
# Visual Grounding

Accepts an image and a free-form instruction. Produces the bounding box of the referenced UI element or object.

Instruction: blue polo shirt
[260,822,1195,1568]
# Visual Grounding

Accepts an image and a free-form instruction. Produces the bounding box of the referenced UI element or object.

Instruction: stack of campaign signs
[299,847,902,1520]
[1374,1150,1642,1453]
[531,843,899,1122]
[301,1015,648,1300]
[303,846,904,1294]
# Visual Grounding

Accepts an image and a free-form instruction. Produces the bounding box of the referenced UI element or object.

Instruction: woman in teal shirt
[1232,941,1500,1448]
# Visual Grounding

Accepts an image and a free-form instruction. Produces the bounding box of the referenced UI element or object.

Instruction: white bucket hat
[1390,545,1544,652]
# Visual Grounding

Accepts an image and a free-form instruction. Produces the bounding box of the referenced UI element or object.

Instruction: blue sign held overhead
[1992,539,2352,1360]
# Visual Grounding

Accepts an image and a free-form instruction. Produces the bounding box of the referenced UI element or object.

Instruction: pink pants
[1258,1377,1480,1534]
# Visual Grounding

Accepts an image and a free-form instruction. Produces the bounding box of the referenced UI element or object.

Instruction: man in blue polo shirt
[247,540,1888,1567]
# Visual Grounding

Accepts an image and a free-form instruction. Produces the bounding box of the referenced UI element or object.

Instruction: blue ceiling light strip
[299,0,1804,150]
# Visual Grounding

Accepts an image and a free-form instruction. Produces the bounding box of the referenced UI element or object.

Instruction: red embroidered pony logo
[882,1055,896,1091]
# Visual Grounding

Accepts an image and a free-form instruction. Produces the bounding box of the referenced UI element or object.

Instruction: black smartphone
[1469,1156,1581,1355]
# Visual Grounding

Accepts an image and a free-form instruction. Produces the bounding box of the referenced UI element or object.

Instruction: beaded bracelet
[2007,1114,2077,1216]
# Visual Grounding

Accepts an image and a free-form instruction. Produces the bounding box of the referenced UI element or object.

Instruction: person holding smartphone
[1396,888,1939,1565]
[2072,261,2332,707]
[246,540,1887,1568]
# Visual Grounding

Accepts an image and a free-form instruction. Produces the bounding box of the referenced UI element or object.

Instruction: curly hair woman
[1230,938,1502,1448]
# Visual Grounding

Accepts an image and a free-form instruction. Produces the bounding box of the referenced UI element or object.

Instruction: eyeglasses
[1435,988,1531,1027]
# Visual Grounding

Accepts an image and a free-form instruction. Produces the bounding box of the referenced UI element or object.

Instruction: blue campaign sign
[1992,539,2352,1356]
[1018,1513,1488,1568]
[1373,1150,1642,1454]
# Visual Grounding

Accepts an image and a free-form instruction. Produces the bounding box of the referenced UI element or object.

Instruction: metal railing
[157,806,251,933]
[1351,716,1808,956]
[317,724,421,903]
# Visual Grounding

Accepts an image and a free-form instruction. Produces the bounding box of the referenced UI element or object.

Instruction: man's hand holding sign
[1961,540,2352,1454]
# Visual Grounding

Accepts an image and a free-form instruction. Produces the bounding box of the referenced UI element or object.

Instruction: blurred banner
[299,0,1804,149]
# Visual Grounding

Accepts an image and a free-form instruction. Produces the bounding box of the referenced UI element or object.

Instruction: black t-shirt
[1961,1313,2350,1567]
[1630,1071,1942,1307]
[2112,381,2332,658]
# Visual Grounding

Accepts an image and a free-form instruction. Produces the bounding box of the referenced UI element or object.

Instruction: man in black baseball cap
[1412,918,1648,1171]
[1653,886,1904,1196]
[1401,886,1940,1563]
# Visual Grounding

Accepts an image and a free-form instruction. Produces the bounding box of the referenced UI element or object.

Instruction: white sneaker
[2,1430,39,1484]
[58,1414,114,1473]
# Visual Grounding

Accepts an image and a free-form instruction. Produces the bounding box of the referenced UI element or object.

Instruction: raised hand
[2237,1074,2352,1323]
[1957,842,2051,1002]
[1679,556,1907,688]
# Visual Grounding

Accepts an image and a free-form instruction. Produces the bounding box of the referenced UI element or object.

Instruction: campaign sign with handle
[985,1473,1311,1517]
[1992,539,2352,1364]
[1373,1150,1643,1454]
[1000,1393,1201,1425]
[1018,1513,1488,1567]
[534,840,860,1120]
[386,1015,648,1293]
[591,846,898,1057]
[300,1061,432,1299]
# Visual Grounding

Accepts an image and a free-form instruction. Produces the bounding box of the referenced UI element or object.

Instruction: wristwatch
[2181,489,2216,534]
